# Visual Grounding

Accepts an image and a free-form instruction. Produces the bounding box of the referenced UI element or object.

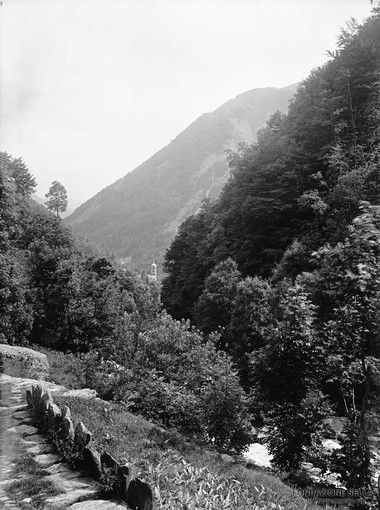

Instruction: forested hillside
[3,6,380,507]
[162,8,380,490]
[163,12,380,319]
[0,151,158,350]
[0,150,251,455]
[66,84,297,267]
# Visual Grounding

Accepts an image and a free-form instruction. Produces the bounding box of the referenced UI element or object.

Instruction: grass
[55,395,333,510]
[33,347,335,509]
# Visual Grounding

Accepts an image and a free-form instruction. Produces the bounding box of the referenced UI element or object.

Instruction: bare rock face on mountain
[66,84,298,268]
[0,344,49,380]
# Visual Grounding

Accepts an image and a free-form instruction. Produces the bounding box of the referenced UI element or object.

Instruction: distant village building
[147,261,157,282]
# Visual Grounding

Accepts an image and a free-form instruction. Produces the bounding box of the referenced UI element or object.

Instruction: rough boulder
[0,344,49,380]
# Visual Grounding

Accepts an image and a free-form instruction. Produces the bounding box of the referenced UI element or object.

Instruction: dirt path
[0,375,130,510]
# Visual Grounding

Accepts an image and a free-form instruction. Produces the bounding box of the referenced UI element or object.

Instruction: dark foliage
[161,9,380,487]
[162,9,380,321]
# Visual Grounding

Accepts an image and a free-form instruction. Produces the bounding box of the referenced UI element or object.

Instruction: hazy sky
[0,0,375,205]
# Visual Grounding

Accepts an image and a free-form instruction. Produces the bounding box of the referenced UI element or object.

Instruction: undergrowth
[30,345,86,389]
[33,347,335,509]
[55,394,332,510]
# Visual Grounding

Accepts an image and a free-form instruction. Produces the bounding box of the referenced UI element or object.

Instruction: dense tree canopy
[161,8,380,487]
[162,9,380,322]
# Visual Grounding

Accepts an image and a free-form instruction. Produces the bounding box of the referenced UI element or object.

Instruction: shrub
[32,346,87,389]
[128,372,202,434]
[100,313,253,454]
[41,313,252,454]
[199,369,252,453]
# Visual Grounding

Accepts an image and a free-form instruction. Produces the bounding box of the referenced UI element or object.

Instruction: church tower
[148,261,157,282]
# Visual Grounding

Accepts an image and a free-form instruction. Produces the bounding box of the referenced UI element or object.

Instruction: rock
[100,452,120,495]
[26,443,55,455]
[125,478,153,510]
[61,406,71,420]
[26,433,50,443]
[40,390,53,411]
[33,453,59,468]
[101,452,119,473]
[45,472,97,492]
[323,417,346,437]
[70,500,129,509]
[74,422,92,450]
[15,423,39,437]
[0,407,17,417]
[1,404,27,414]
[61,415,75,442]
[118,464,133,501]
[31,385,43,408]
[0,344,49,380]
[47,463,86,478]
[45,488,98,507]
[322,439,342,451]
[12,409,29,421]
[63,388,97,399]
[48,402,62,432]
[83,443,102,481]
[40,391,54,429]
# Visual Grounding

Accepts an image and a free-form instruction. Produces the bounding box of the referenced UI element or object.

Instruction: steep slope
[66,84,298,266]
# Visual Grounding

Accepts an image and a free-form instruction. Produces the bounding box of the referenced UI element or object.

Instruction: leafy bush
[33,346,87,389]
[82,313,252,454]
[199,370,251,453]
[128,373,202,434]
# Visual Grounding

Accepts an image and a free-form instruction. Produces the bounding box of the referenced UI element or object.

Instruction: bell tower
[148,261,157,282]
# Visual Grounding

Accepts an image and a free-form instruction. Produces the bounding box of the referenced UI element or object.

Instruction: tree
[162,199,216,319]
[193,258,242,344]
[0,253,33,345]
[312,204,380,488]
[250,283,327,471]
[0,152,36,343]
[228,276,273,387]
[161,9,380,310]
[45,181,68,217]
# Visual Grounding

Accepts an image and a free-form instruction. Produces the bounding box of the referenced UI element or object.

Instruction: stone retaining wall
[0,344,49,380]
[26,385,154,510]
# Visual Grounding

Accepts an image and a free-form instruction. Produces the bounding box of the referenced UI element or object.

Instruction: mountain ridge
[66,83,299,267]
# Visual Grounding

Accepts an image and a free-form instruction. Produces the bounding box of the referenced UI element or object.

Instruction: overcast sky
[0,0,375,205]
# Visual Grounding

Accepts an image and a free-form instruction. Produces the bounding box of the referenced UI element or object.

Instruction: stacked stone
[26,385,154,510]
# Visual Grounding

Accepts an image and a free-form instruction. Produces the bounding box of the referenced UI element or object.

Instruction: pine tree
[45,181,68,217]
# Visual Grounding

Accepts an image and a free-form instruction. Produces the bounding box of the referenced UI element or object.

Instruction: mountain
[65,84,298,268]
